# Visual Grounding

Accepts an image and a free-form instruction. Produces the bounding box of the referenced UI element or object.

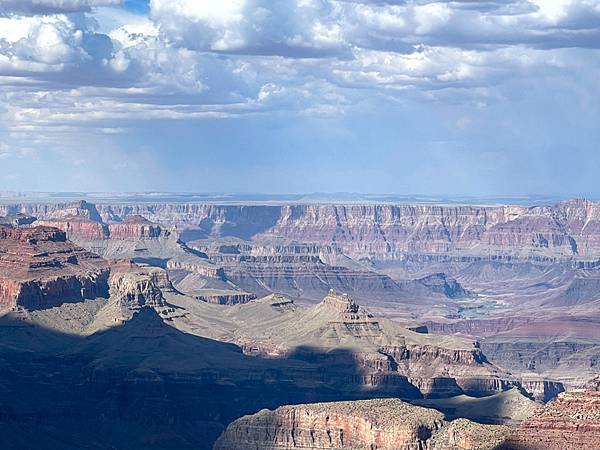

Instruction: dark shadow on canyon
[0,308,512,450]
[180,207,283,242]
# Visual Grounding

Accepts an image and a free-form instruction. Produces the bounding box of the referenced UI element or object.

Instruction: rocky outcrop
[22,200,104,222]
[108,261,175,308]
[214,399,511,450]
[417,272,469,298]
[166,260,224,279]
[519,377,565,403]
[108,215,170,240]
[39,215,109,240]
[0,225,110,310]
[0,225,180,313]
[499,390,600,449]
[195,291,256,305]
[37,214,173,242]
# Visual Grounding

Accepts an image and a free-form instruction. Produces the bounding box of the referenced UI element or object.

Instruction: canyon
[0,224,530,449]
[2,197,600,449]
[4,200,599,387]
[5,199,600,262]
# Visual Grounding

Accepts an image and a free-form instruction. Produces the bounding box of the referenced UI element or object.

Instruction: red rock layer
[499,390,600,449]
[0,225,110,309]
[39,216,109,240]
[7,199,600,261]
[108,215,169,240]
[38,215,171,241]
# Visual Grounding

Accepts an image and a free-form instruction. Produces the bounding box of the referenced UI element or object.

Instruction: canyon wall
[0,225,111,309]
[192,239,465,303]
[4,199,600,261]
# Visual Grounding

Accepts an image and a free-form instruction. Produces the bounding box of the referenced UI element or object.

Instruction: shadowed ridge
[0,306,435,450]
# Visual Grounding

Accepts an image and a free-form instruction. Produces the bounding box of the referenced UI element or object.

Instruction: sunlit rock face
[0,225,110,310]
[214,399,511,450]
[64,199,600,261]
[499,389,600,449]
[36,212,223,280]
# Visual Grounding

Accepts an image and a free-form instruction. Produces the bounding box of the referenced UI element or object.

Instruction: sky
[0,0,599,197]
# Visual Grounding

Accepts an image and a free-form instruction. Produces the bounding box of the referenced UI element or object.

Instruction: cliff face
[108,261,174,309]
[0,225,110,310]
[38,214,173,242]
[39,216,109,240]
[192,239,466,304]
[499,390,600,449]
[36,214,222,280]
[214,399,511,450]
[0,225,178,313]
[90,200,600,261]
[7,199,600,261]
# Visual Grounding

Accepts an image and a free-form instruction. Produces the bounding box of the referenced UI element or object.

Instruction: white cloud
[0,15,98,74]
[0,0,598,139]
[149,0,349,57]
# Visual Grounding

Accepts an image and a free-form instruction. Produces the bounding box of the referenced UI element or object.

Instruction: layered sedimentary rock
[186,290,528,399]
[5,199,600,264]
[39,214,172,242]
[9,200,599,383]
[476,315,600,386]
[36,214,222,279]
[3,199,600,262]
[499,390,600,449]
[38,214,174,243]
[0,304,514,450]
[214,399,511,450]
[192,238,466,305]
[109,261,175,308]
[0,225,110,310]
[424,313,600,388]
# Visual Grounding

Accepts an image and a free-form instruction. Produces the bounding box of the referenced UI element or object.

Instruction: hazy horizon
[0,190,591,207]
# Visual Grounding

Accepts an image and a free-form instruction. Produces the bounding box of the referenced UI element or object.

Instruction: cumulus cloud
[148,0,600,56]
[0,0,599,137]
[149,0,349,57]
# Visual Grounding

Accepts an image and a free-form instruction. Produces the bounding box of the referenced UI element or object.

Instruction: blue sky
[0,0,599,196]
